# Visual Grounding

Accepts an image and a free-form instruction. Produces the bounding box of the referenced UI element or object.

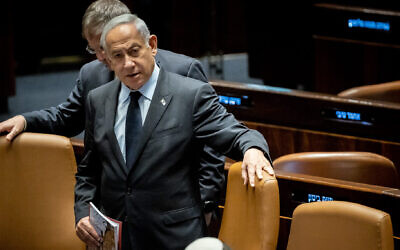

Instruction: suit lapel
[127,69,172,176]
[104,79,128,176]
[155,52,162,68]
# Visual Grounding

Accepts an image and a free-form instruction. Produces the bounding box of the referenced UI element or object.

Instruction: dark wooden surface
[314,36,400,94]
[210,80,400,179]
[246,2,400,93]
[212,80,400,142]
[0,0,15,113]
[245,121,400,177]
[5,0,400,94]
[211,80,400,181]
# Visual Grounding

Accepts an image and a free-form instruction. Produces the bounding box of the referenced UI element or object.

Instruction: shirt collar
[119,63,160,103]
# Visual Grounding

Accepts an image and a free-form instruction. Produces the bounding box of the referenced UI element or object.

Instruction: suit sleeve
[197,145,225,203]
[186,58,226,203]
[187,58,208,83]
[22,69,86,137]
[74,92,101,224]
[192,83,271,162]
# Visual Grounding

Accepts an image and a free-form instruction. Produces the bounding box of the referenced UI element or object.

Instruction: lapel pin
[161,98,166,106]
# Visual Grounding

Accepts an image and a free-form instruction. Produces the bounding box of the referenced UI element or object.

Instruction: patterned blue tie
[125,91,142,170]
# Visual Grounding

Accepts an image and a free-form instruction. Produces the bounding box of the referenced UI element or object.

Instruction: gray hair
[100,14,150,53]
[82,0,131,40]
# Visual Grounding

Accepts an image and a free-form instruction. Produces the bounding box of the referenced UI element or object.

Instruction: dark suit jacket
[23,49,207,136]
[23,49,224,203]
[75,69,271,249]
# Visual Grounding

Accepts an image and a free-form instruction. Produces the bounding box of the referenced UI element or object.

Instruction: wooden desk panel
[212,80,400,142]
[244,122,400,184]
[244,121,400,177]
[275,170,400,250]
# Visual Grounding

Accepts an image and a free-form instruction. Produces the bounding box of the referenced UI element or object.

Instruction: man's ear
[105,52,115,71]
[106,57,113,70]
[149,35,158,56]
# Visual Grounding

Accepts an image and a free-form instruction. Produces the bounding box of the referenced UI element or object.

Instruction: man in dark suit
[75,13,274,250]
[0,0,224,224]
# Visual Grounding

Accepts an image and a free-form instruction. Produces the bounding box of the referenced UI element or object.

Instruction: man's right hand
[0,115,26,141]
[75,216,102,248]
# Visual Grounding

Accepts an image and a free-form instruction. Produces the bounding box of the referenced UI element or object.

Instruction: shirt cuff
[22,116,27,131]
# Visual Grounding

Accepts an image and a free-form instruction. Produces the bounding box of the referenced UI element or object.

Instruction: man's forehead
[106,25,145,46]
[108,23,138,38]
[109,40,141,52]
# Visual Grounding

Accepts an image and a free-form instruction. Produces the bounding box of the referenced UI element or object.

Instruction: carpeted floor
[0,70,79,122]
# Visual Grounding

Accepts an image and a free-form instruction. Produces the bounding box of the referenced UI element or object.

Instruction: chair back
[0,132,85,249]
[286,201,394,250]
[338,80,400,103]
[273,152,399,188]
[218,162,280,250]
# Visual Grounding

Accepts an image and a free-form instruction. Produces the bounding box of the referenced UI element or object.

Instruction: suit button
[127,187,132,195]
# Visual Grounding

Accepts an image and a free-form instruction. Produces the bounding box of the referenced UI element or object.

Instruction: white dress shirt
[114,64,159,162]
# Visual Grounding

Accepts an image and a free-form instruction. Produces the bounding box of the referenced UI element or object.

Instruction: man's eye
[129,48,140,56]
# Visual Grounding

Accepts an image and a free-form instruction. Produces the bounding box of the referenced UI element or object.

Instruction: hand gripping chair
[0,132,85,249]
[218,161,280,250]
[286,201,394,250]
[338,80,400,103]
[273,152,400,188]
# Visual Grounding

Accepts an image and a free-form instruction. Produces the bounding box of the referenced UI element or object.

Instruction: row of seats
[338,80,400,104]
[0,133,397,249]
[273,151,400,188]
[0,133,85,249]
[219,162,395,250]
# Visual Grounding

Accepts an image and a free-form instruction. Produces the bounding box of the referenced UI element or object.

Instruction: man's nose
[124,55,136,67]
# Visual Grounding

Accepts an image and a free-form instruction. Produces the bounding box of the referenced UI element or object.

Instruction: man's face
[105,23,157,90]
[86,34,109,66]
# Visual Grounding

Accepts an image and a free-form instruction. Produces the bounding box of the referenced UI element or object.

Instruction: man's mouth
[127,72,139,78]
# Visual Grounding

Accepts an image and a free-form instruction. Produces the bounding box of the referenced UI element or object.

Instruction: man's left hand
[241,148,274,187]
